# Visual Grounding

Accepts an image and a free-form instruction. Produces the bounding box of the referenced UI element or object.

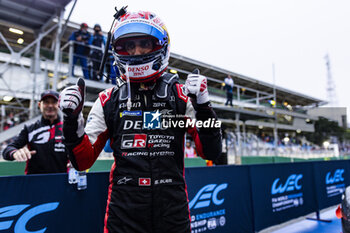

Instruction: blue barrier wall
[186,166,254,232]
[0,173,109,233]
[0,161,349,233]
[313,161,349,210]
[250,162,317,231]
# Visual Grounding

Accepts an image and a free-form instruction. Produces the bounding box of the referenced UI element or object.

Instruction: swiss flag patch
[139,178,151,186]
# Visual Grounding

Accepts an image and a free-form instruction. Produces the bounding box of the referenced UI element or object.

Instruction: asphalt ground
[270,207,341,233]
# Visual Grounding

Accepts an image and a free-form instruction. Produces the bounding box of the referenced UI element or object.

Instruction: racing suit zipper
[143,92,155,231]
[144,94,148,109]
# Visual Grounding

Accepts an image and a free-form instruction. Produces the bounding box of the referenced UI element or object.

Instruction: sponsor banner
[186,166,254,233]
[1,161,346,232]
[120,110,142,118]
[0,173,109,233]
[250,162,317,231]
[313,160,350,210]
[122,111,221,130]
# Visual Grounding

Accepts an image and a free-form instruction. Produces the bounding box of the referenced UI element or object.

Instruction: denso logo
[128,65,149,72]
[271,174,303,195]
[0,202,59,232]
[121,134,147,149]
[189,183,228,209]
[123,120,142,130]
[123,120,143,130]
[326,169,344,185]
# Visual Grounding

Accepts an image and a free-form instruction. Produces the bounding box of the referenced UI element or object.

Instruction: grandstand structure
[0,0,332,164]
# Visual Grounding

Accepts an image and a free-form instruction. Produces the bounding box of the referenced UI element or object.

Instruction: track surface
[272,208,341,233]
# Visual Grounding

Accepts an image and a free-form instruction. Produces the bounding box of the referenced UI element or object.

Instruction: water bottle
[68,163,78,184]
[77,171,87,190]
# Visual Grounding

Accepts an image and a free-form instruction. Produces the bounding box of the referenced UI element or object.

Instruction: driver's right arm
[60,86,109,171]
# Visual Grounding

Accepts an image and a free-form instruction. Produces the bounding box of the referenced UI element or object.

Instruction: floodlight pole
[0,105,5,133]
[59,0,78,41]
[235,112,241,162]
[53,9,64,91]
[30,34,41,118]
[272,63,278,158]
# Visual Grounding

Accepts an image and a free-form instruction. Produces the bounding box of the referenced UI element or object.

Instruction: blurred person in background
[89,24,106,81]
[2,90,68,174]
[185,139,197,158]
[105,44,120,84]
[224,75,234,106]
[69,23,91,79]
[0,141,8,159]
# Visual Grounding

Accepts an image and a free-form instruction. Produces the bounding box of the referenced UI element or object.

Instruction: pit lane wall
[0,161,348,233]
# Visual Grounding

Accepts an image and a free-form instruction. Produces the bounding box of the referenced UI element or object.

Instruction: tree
[304,117,345,146]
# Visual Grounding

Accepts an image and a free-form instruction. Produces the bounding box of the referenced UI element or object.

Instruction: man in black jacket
[2,90,68,174]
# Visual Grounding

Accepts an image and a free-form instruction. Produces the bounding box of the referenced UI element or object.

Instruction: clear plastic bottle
[68,163,78,184]
[77,171,87,190]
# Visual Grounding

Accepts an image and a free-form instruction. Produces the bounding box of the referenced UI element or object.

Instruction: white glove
[59,85,85,139]
[185,74,210,104]
[59,85,83,116]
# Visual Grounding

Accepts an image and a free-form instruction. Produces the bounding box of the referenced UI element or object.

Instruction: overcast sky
[65,0,350,120]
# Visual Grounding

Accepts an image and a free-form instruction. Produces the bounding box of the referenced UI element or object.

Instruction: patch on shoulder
[99,87,114,107]
[176,84,188,102]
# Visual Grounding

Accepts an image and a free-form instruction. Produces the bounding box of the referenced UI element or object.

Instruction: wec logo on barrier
[326,169,344,185]
[189,183,228,210]
[271,174,303,195]
[0,202,59,232]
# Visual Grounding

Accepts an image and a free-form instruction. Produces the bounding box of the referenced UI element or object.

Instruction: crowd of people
[222,130,350,158]
[69,23,120,84]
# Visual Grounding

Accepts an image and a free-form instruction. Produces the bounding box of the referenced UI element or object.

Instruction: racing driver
[59,10,222,233]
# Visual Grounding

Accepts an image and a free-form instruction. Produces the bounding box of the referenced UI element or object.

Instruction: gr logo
[0,202,59,232]
[189,183,228,209]
[271,174,303,195]
[121,134,147,149]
